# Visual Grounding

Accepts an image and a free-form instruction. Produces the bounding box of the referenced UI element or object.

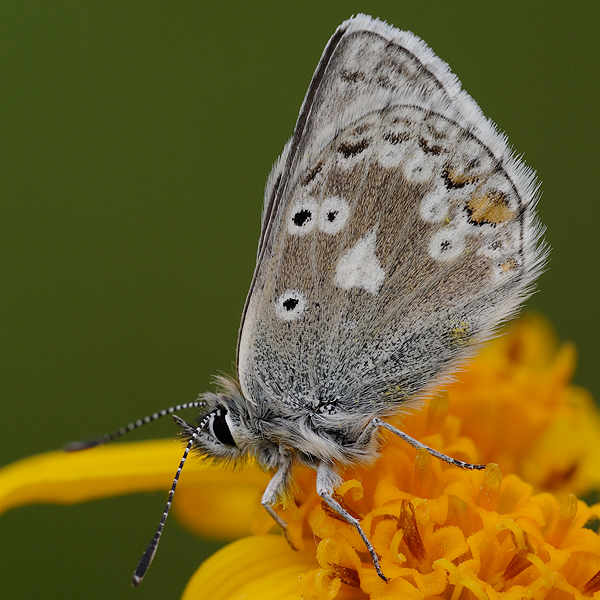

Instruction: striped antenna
[132,412,214,586]
[63,401,206,451]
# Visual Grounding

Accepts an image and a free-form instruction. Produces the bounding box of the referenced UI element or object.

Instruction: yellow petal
[0,439,269,540]
[182,535,317,600]
[172,475,271,540]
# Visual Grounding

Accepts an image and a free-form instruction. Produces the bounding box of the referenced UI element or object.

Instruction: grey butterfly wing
[237,15,545,419]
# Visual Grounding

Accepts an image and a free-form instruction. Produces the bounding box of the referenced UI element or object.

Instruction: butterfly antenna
[63,401,206,451]
[132,413,211,586]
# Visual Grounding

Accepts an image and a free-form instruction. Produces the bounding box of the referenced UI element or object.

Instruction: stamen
[398,500,426,562]
[490,519,534,590]
[502,531,534,582]
[329,563,361,587]
[321,492,362,522]
[548,493,577,548]
[502,552,532,582]
[477,464,502,511]
[583,569,600,595]
[414,448,432,498]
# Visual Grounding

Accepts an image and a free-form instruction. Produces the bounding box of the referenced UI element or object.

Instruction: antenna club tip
[63,440,100,452]
[132,574,143,587]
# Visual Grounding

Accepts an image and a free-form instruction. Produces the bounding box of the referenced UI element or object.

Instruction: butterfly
[69,14,545,584]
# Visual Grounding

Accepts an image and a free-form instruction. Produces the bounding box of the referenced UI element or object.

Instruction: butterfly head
[178,382,387,474]
[175,378,284,469]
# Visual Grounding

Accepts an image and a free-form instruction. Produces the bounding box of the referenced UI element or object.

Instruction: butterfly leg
[316,462,389,582]
[373,418,485,470]
[261,460,299,549]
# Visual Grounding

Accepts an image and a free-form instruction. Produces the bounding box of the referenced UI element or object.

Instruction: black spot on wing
[418,137,442,155]
[302,162,324,186]
[383,131,409,145]
[339,69,365,83]
[283,297,299,311]
[293,209,313,227]
[338,138,371,158]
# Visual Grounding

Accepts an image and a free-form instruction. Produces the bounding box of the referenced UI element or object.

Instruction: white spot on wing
[477,229,520,259]
[428,228,466,262]
[319,196,350,234]
[402,146,439,183]
[335,230,385,294]
[275,289,307,321]
[420,188,449,223]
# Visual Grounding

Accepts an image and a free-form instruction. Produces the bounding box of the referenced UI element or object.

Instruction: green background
[1,1,598,598]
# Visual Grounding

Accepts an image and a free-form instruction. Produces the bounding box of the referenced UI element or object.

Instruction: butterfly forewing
[238,16,543,420]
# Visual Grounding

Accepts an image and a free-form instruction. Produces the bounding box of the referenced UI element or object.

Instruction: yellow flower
[447,314,600,496]
[1,315,600,599]
[267,447,600,599]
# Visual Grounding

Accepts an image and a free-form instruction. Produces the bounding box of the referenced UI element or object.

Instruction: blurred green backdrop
[1,1,598,598]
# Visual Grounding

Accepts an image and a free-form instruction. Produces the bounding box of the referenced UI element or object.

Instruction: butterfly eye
[209,409,237,447]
